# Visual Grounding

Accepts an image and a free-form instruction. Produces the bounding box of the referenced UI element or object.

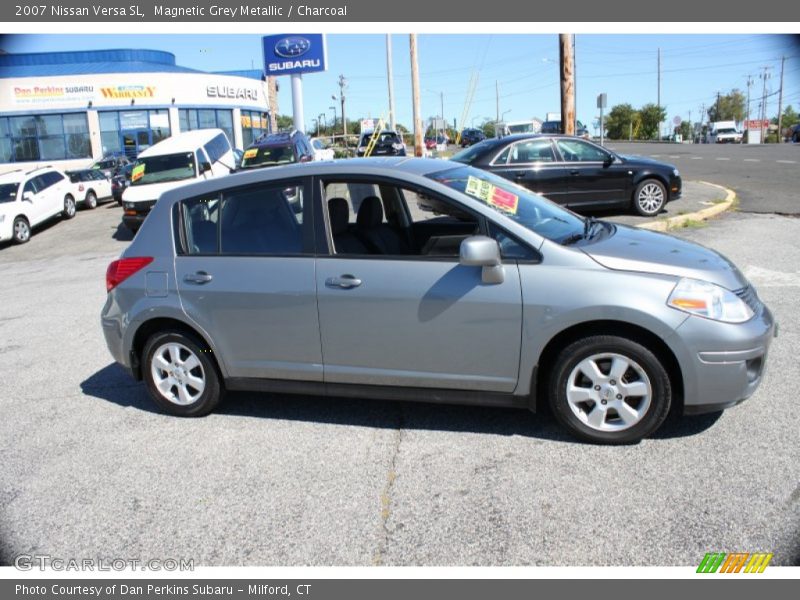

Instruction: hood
[618,154,676,170]
[121,178,196,203]
[581,224,748,290]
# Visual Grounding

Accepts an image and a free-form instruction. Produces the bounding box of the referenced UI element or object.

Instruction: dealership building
[0,48,272,173]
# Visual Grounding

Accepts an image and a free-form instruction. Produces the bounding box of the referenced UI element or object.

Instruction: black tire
[632,179,667,217]
[548,335,672,444]
[62,194,76,219]
[12,216,31,244]
[142,330,224,417]
[84,191,97,210]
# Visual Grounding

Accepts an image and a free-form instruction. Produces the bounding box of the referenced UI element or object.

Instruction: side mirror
[460,235,504,284]
[299,154,313,163]
[200,161,212,174]
[603,154,615,167]
[22,191,34,202]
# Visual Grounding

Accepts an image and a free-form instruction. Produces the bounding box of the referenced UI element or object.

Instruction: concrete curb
[636,181,736,232]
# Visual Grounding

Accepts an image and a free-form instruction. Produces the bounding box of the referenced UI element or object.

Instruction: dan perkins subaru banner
[262,34,328,76]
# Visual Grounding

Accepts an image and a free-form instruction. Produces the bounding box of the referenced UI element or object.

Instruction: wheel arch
[130,317,224,381]
[632,172,669,192]
[532,319,684,414]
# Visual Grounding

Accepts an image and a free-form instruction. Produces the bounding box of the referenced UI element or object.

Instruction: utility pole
[715,91,721,121]
[745,74,753,140]
[409,34,423,157]
[759,66,771,143]
[440,91,445,141]
[777,55,786,142]
[386,35,396,132]
[657,47,661,139]
[495,80,500,137]
[559,34,575,136]
[338,74,348,140]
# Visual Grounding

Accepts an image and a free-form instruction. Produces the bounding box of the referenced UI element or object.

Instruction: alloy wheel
[150,342,206,406]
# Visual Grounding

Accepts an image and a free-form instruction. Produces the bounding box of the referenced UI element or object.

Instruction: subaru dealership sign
[262,34,327,76]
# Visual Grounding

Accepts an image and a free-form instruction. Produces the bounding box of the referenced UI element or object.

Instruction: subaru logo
[274,37,311,58]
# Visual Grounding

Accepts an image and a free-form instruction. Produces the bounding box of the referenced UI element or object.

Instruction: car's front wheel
[12,216,30,244]
[633,179,666,217]
[548,335,672,444]
[142,331,224,417]
[62,194,76,219]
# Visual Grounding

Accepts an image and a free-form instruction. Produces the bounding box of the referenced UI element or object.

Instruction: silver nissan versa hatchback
[101,158,775,444]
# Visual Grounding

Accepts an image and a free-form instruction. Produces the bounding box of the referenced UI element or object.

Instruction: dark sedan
[452,134,681,216]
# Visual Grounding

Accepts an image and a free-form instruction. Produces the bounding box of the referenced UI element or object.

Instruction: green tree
[638,103,667,140]
[779,105,799,127]
[707,90,746,122]
[276,114,294,130]
[604,103,639,140]
[678,120,693,140]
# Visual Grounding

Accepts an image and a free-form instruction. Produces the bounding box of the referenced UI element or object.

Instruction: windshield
[428,165,586,243]
[717,128,737,134]
[240,145,296,169]
[507,123,535,133]
[131,153,196,186]
[0,183,19,203]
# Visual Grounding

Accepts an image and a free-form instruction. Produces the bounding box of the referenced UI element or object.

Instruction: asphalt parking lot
[0,155,798,566]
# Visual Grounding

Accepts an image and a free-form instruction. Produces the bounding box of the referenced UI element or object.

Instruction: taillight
[106,257,153,292]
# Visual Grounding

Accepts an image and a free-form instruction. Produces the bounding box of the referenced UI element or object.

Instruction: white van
[121,129,234,232]
[709,121,743,144]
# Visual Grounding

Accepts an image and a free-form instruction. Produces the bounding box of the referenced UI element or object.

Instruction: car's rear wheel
[633,179,666,217]
[142,331,224,417]
[12,216,30,244]
[548,335,672,444]
[84,191,97,210]
[62,194,76,219]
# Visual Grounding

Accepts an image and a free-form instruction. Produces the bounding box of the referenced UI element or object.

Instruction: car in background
[424,137,437,150]
[310,137,335,161]
[91,153,131,178]
[460,128,486,147]
[541,120,590,139]
[239,130,315,170]
[122,129,234,233]
[357,130,406,157]
[112,163,134,205]
[101,157,774,444]
[790,124,800,143]
[66,169,114,209]
[0,166,76,244]
[452,134,681,217]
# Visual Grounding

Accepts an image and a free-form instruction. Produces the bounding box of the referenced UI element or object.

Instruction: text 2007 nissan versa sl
[101,158,775,444]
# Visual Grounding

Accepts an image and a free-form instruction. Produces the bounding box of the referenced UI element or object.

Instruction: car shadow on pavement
[82,363,724,444]
[112,222,134,242]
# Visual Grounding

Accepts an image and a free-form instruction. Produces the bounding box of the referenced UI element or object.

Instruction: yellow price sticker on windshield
[243,148,258,160]
[465,175,519,215]
[131,164,145,182]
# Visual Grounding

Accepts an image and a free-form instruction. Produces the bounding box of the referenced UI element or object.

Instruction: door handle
[569,169,581,175]
[513,170,526,179]
[325,274,362,289]
[184,271,213,284]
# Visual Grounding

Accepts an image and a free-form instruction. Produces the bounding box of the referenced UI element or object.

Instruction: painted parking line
[690,156,703,160]
[715,157,731,160]
[776,160,797,164]
[743,158,760,162]
[669,155,681,158]
[650,154,662,157]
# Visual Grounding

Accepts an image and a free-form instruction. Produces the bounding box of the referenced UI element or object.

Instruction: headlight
[667,278,753,323]
[392,143,404,150]
[124,202,135,210]
[358,146,366,152]
[672,168,680,177]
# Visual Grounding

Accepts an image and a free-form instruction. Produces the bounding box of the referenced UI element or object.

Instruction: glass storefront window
[0,113,91,163]
[241,110,269,148]
[179,108,234,149]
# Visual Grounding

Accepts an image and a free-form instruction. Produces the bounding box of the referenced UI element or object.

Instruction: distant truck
[709,121,743,144]
[502,120,542,136]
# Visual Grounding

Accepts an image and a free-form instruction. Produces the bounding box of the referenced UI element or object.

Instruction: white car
[66,169,114,209]
[0,166,76,244]
[310,137,335,161]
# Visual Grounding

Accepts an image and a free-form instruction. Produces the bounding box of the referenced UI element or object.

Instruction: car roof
[137,129,226,158]
[0,166,58,184]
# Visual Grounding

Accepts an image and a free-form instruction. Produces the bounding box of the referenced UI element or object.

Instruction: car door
[21,176,47,225]
[554,138,631,207]
[488,138,569,204]
[174,178,323,381]
[314,177,523,393]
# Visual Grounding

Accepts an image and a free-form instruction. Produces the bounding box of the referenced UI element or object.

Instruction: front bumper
[668,175,682,201]
[669,302,775,414]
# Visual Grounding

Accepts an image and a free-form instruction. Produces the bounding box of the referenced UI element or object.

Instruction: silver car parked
[101,158,775,444]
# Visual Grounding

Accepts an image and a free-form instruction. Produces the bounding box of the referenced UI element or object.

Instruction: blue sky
[3,34,799,133]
